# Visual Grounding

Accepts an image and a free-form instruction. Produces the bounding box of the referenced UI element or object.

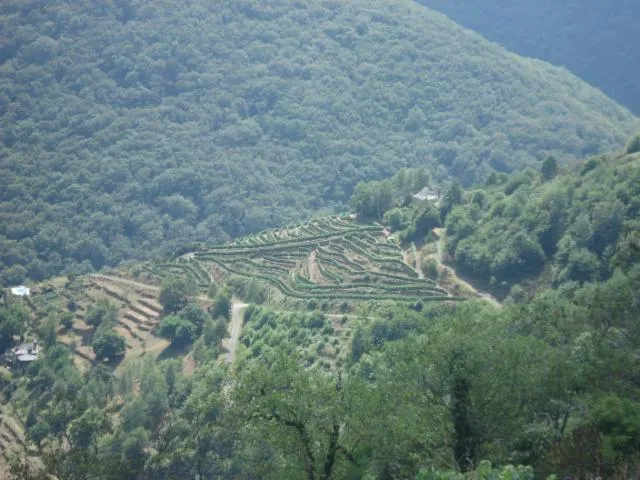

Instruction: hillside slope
[0,0,637,285]
[415,0,640,114]
[443,149,640,298]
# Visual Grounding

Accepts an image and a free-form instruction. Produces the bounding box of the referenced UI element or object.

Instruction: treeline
[6,265,640,479]
[1,0,637,286]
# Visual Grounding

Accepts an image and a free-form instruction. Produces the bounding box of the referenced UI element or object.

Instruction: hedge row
[315,257,344,284]
[317,248,366,272]
[197,225,382,252]
[209,256,462,303]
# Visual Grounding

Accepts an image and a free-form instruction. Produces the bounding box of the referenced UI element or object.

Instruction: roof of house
[413,187,440,202]
[16,354,37,362]
[10,286,30,297]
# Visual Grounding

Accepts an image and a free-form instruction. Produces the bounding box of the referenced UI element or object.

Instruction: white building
[10,286,30,297]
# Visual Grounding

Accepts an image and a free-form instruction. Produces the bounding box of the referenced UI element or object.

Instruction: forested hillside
[350,136,640,300]
[0,0,637,285]
[415,0,640,114]
[442,141,640,299]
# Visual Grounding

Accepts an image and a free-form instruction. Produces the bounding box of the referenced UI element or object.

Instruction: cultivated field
[142,216,463,307]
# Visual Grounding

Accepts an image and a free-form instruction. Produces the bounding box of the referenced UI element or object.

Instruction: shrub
[92,329,126,361]
[626,133,640,154]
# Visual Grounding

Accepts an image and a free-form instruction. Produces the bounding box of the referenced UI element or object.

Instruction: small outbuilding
[10,341,39,364]
[10,286,30,297]
[413,187,441,202]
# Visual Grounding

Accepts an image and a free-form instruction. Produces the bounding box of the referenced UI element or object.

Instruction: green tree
[413,202,441,239]
[626,133,640,154]
[85,300,117,328]
[92,329,126,361]
[68,408,111,450]
[158,315,198,346]
[159,276,189,314]
[439,181,463,222]
[235,353,362,480]
[0,302,28,353]
[541,155,558,181]
[210,287,232,320]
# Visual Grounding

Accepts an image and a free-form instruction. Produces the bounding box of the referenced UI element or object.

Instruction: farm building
[413,187,441,202]
[9,341,39,364]
[10,286,30,297]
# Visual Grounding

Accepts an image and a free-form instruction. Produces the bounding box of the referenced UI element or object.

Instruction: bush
[86,300,117,328]
[626,133,640,154]
[159,276,189,314]
[60,312,74,330]
[159,315,197,346]
[92,329,126,361]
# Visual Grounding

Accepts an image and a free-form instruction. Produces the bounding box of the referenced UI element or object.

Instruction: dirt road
[226,302,248,364]
[432,229,502,309]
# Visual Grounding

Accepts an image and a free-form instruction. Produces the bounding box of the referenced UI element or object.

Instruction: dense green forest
[442,143,640,299]
[0,0,638,286]
[351,136,640,300]
[415,0,640,114]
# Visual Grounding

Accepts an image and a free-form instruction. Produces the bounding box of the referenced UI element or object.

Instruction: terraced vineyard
[144,216,464,305]
[27,275,169,369]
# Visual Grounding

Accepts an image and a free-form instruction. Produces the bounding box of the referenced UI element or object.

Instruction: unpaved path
[226,303,248,364]
[308,250,321,283]
[432,229,502,309]
[412,243,424,279]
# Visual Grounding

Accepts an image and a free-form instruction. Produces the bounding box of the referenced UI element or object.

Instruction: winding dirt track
[432,229,502,309]
[226,303,248,364]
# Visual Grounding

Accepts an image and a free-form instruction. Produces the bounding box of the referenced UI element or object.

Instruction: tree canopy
[0,0,637,286]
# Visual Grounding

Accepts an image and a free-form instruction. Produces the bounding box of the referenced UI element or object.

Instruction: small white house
[413,187,440,202]
[10,286,30,297]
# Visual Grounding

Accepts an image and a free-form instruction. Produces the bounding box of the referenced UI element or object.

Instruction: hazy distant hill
[415,0,640,114]
[0,0,637,285]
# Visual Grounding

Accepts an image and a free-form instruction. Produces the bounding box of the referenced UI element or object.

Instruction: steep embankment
[0,0,637,285]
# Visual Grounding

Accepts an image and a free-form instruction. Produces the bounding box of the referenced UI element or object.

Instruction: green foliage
[541,156,559,181]
[11,265,640,480]
[210,287,232,320]
[60,311,75,330]
[159,276,189,314]
[384,207,411,231]
[68,408,111,450]
[0,0,636,286]
[416,462,535,480]
[92,329,126,361]
[158,314,198,346]
[412,202,441,240]
[440,152,640,290]
[350,180,393,219]
[626,133,640,154]
[0,301,28,353]
[85,300,117,328]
